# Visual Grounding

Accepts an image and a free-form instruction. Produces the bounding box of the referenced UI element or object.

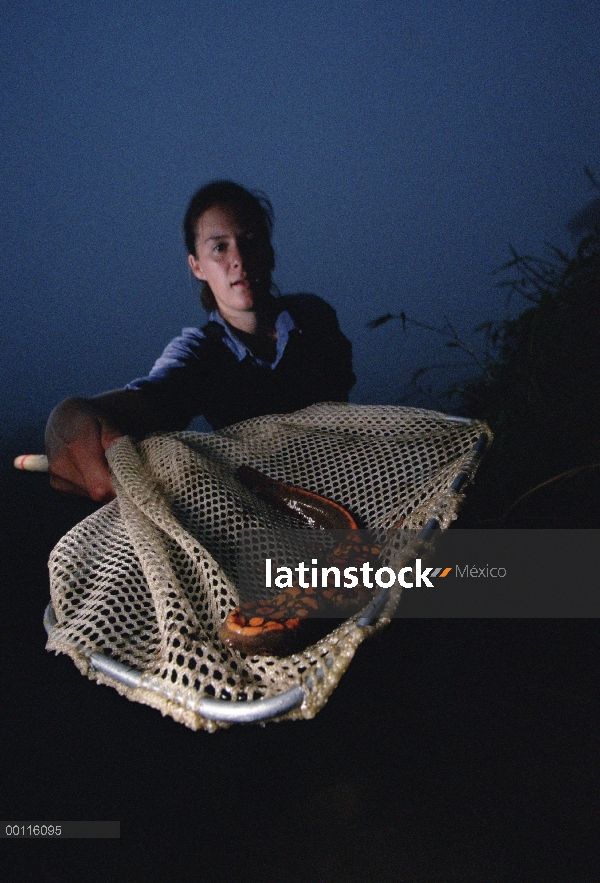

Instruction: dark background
[2,470,598,880]
[2,2,599,879]
[2,1,599,445]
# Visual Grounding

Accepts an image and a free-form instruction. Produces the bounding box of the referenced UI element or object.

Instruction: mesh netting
[46,403,490,731]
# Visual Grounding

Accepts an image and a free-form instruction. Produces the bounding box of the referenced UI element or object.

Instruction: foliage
[458,221,600,525]
[369,173,600,525]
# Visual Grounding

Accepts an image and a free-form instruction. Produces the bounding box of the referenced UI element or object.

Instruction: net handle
[13,417,483,475]
[14,454,49,472]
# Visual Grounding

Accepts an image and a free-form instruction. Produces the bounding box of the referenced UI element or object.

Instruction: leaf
[366,313,396,329]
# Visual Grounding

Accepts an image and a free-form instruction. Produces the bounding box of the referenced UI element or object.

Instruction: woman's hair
[183,180,276,311]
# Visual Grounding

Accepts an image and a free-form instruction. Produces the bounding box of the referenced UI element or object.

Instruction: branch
[497,462,600,523]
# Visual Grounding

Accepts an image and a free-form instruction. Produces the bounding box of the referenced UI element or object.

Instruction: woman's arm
[45,328,210,499]
[45,395,124,501]
[44,387,184,500]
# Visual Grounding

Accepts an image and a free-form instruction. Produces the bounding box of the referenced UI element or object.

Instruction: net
[45,403,490,731]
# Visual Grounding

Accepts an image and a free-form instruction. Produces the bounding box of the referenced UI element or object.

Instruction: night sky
[2,1,599,443]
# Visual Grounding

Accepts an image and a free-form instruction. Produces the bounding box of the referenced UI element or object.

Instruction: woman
[46,180,355,501]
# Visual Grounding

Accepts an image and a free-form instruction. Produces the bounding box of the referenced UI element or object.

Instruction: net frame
[45,404,491,731]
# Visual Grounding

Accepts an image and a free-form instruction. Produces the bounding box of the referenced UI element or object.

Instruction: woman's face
[188,204,271,323]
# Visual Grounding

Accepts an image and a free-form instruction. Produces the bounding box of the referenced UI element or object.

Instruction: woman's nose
[231,243,243,268]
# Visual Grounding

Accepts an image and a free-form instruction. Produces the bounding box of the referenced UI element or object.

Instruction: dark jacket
[125,294,355,431]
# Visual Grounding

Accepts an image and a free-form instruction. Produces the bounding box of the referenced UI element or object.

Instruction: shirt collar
[208,308,299,368]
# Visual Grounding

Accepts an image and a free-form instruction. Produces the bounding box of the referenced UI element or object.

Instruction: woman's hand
[45,398,122,502]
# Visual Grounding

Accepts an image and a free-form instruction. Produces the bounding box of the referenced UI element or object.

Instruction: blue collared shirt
[206,309,299,368]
